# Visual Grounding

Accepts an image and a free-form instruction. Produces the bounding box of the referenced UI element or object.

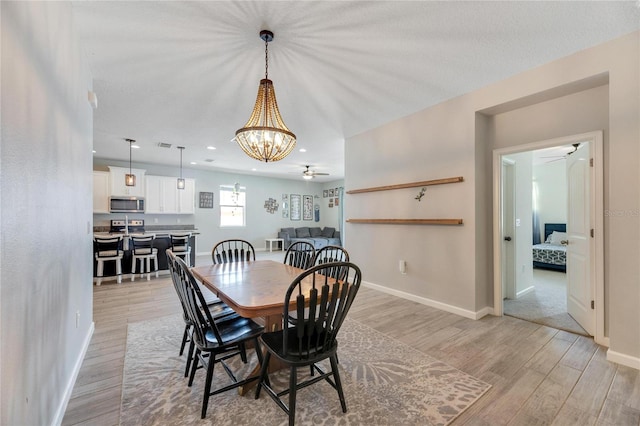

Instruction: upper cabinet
[108,166,146,197]
[93,171,110,213]
[145,175,195,214]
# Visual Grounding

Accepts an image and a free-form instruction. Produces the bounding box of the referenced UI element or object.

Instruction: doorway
[493,131,605,345]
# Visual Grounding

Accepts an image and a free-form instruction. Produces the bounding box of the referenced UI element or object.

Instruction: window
[220,184,246,227]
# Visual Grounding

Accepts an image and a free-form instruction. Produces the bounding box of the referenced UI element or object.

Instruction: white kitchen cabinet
[93,171,110,213]
[145,175,194,214]
[108,166,146,197]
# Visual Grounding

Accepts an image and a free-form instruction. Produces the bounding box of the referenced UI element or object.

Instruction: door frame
[501,158,517,300]
[492,131,606,346]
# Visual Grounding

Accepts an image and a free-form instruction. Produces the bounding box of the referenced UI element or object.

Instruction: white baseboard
[607,349,640,371]
[53,321,95,425]
[362,280,493,320]
[517,285,535,298]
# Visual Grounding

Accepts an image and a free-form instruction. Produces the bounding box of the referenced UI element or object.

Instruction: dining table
[190,259,309,394]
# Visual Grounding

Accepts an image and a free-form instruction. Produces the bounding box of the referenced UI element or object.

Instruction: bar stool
[170,233,192,267]
[131,234,159,281]
[94,235,124,285]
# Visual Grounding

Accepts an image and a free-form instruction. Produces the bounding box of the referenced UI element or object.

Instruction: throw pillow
[548,231,568,245]
[281,227,295,238]
[296,227,311,238]
[321,227,335,238]
[309,227,322,237]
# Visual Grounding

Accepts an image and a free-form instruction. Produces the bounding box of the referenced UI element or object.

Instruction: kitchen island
[92,231,197,281]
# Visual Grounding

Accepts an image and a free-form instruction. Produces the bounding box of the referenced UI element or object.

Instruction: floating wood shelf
[346,219,463,225]
[346,176,463,194]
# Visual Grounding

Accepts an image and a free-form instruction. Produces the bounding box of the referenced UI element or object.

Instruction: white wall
[346,31,639,362]
[534,160,568,233]
[93,159,340,254]
[1,3,94,424]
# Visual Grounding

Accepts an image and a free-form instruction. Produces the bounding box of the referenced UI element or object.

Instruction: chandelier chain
[264,36,269,80]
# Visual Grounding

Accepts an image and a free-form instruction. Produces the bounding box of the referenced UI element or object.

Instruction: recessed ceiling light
[132,145,140,149]
[251,168,257,171]
[190,161,197,165]
[299,148,307,152]
[207,146,216,150]
[92,150,96,153]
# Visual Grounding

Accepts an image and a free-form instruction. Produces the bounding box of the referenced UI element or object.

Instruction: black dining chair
[255,262,362,426]
[313,245,350,280]
[283,241,316,270]
[166,250,236,377]
[211,239,255,264]
[173,255,265,419]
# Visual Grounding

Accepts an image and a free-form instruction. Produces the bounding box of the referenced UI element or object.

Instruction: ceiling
[72,1,640,183]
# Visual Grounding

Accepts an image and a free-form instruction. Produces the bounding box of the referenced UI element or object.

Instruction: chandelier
[234,30,296,162]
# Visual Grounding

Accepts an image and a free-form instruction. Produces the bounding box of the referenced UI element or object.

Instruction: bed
[532,223,567,272]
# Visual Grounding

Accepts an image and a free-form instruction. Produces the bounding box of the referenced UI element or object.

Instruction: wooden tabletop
[190,260,308,319]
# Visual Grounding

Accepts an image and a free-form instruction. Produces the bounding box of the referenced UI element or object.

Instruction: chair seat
[260,329,337,365]
[197,316,264,350]
[96,250,123,258]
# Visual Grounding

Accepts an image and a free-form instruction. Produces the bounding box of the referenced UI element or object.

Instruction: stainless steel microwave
[109,197,145,213]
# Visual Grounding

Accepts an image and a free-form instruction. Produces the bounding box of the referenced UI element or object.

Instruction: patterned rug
[120,315,490,426]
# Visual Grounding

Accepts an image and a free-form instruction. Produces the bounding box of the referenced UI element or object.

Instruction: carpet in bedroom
[504,268,588,336]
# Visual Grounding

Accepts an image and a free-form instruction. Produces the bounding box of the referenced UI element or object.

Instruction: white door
[501,159,516,300]
[566,142,595,335]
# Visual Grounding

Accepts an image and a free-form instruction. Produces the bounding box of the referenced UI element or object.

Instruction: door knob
[504,236,512,241]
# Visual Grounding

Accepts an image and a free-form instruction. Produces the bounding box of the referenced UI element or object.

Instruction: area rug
[120,315,491,426]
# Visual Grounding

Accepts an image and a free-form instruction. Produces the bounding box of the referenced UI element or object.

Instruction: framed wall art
[282,194,289,218]
[290,194,301,221]
[199,192,214,209]
[303,195,313,221]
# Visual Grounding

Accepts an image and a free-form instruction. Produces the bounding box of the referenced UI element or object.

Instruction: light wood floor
[63,254,640,426]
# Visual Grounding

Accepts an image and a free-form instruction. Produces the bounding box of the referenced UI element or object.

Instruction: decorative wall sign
[323,189,329,198]
[329,188,334,197]
[334,197,339,206]
[290,194,301,220]
[303,195,313,221]
[264,198,278,214]
[199,192,214,208]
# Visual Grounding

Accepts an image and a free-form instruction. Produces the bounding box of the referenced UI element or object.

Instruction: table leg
[239,314,283,396]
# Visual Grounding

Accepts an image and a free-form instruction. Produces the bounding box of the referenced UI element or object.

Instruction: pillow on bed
[547,231,568,245]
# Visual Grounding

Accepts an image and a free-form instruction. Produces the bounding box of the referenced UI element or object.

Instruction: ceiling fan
[302,165,329,180]
[540,143,580,163]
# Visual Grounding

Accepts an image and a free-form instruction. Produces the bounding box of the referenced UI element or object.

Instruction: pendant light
[177,146,185,190]
[125,138,136,186]
[234,30,296,162]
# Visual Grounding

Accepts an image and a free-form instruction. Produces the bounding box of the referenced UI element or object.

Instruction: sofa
[278,226,341,250]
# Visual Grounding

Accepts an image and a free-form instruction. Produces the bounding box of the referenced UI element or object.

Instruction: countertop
[93,230,199,237]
